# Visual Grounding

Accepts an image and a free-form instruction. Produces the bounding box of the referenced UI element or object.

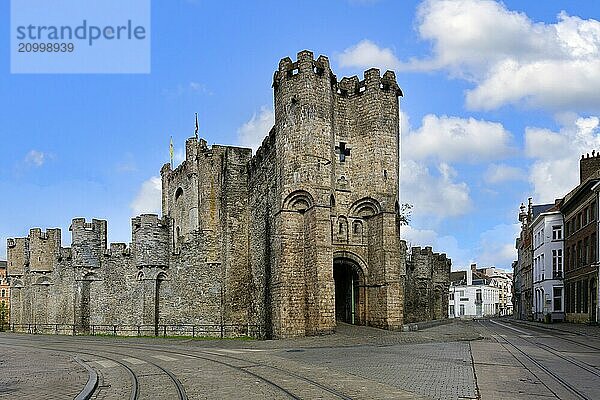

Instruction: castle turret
[7,237,29,276]
[273,50,335,206]
[70,218,107,269]
[28,228,61,272]
[132,214,170,268]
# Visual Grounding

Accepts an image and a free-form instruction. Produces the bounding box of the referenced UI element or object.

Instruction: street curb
[402,318,452,332]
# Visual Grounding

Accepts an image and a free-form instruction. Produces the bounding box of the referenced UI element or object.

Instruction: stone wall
[404,246,451,323]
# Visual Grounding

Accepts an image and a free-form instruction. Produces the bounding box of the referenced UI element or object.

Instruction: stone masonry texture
[6,51,450,339]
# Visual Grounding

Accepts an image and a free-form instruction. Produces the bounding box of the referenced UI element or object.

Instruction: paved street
[0,320,598,399]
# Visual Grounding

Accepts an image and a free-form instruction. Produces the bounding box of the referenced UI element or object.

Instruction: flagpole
[170,136,174,168]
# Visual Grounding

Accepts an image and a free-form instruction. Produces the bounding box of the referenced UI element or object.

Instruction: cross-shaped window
[335,142,351,162]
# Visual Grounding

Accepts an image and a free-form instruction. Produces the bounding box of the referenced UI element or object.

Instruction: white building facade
[479,267,513,316]
[449,268,500,318]
[531,209,565,322]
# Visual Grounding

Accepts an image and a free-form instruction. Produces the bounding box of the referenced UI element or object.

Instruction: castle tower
[70,218,107,332]
[260,51,404,337]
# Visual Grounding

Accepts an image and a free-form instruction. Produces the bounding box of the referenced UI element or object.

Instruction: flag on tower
[195,113,199,139]
[170,136,174,167]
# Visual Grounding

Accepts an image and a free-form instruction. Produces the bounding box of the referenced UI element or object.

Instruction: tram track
[0,334,351,399]
[0,336,189,400]
[479,320,598,400]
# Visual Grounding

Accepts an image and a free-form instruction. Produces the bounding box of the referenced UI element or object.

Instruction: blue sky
[1,0,600,271]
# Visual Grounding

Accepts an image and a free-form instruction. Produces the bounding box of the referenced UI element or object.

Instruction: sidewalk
[507,318,600,337]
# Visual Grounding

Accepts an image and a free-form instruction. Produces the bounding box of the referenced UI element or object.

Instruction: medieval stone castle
[6,51,450,338]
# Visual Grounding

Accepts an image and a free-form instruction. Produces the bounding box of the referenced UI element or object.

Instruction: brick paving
[5,320,595,400]
[0,344,88,399]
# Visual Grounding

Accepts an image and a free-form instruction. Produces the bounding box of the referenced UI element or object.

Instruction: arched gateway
[333,252,368,326]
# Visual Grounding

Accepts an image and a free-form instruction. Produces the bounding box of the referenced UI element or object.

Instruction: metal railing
[5,323,264,339]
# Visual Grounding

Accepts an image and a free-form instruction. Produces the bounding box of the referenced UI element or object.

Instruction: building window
[583,279,589,313]
[459,304,465,316]
[552,249,563,278]
[585,207,590,225]
[584,237,589,265]
[576,281,582,313]
[592,233,597,263]
[0,289,4,297]
[449,305,455,316]
[552,225,562,240]
[449,292,454,300]
[591,201,596,221]
[570,282,576,313]
[553,287,563,312]
[541,254,545,280]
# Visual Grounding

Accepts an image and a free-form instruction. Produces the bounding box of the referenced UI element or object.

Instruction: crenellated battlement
[132,213,169,230]
[273,50,402,99]
[336,69,402,98]
[273,51,332,90]
[70,218,107,233]
[104,243,131,257]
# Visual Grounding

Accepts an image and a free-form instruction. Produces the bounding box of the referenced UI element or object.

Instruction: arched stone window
[352,220,363,236]
[175,187,184,202]
[337,216,348,242]
[283,190,314,213]
[349,197,382,218]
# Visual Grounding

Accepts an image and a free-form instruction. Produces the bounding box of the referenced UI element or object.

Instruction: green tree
[398,203,413,226]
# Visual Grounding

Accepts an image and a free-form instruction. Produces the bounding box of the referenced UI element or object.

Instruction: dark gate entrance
[333,258,362,324]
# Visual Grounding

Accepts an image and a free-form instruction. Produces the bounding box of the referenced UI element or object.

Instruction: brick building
[560,154,600,323]
[6,51,450,338]
[0,261,9,324]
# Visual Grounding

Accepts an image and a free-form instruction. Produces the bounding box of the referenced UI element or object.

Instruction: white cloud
[130,176,162,216]
[400,0,600,111]
[401,159,471,217]
[401,225,473,270]
[401,223,520,270]
[0,237,6,261]
[237,106,274,152]
[25,150,46,167]
[466,59,600,111]
[526,115,600,201]
[477,223,520,268]
[484,164,526,184]
[337,40,401,71]
[403,114,513,162]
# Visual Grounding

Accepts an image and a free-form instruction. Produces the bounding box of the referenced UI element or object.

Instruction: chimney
[580,150,600,183]
[467,267,472,286]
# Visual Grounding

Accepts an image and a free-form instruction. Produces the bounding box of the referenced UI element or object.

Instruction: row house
[0,261,9,325]
[448,265,501,319]
[515,153,600,324]
[559,154,600,323]
[531,205,564,321]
